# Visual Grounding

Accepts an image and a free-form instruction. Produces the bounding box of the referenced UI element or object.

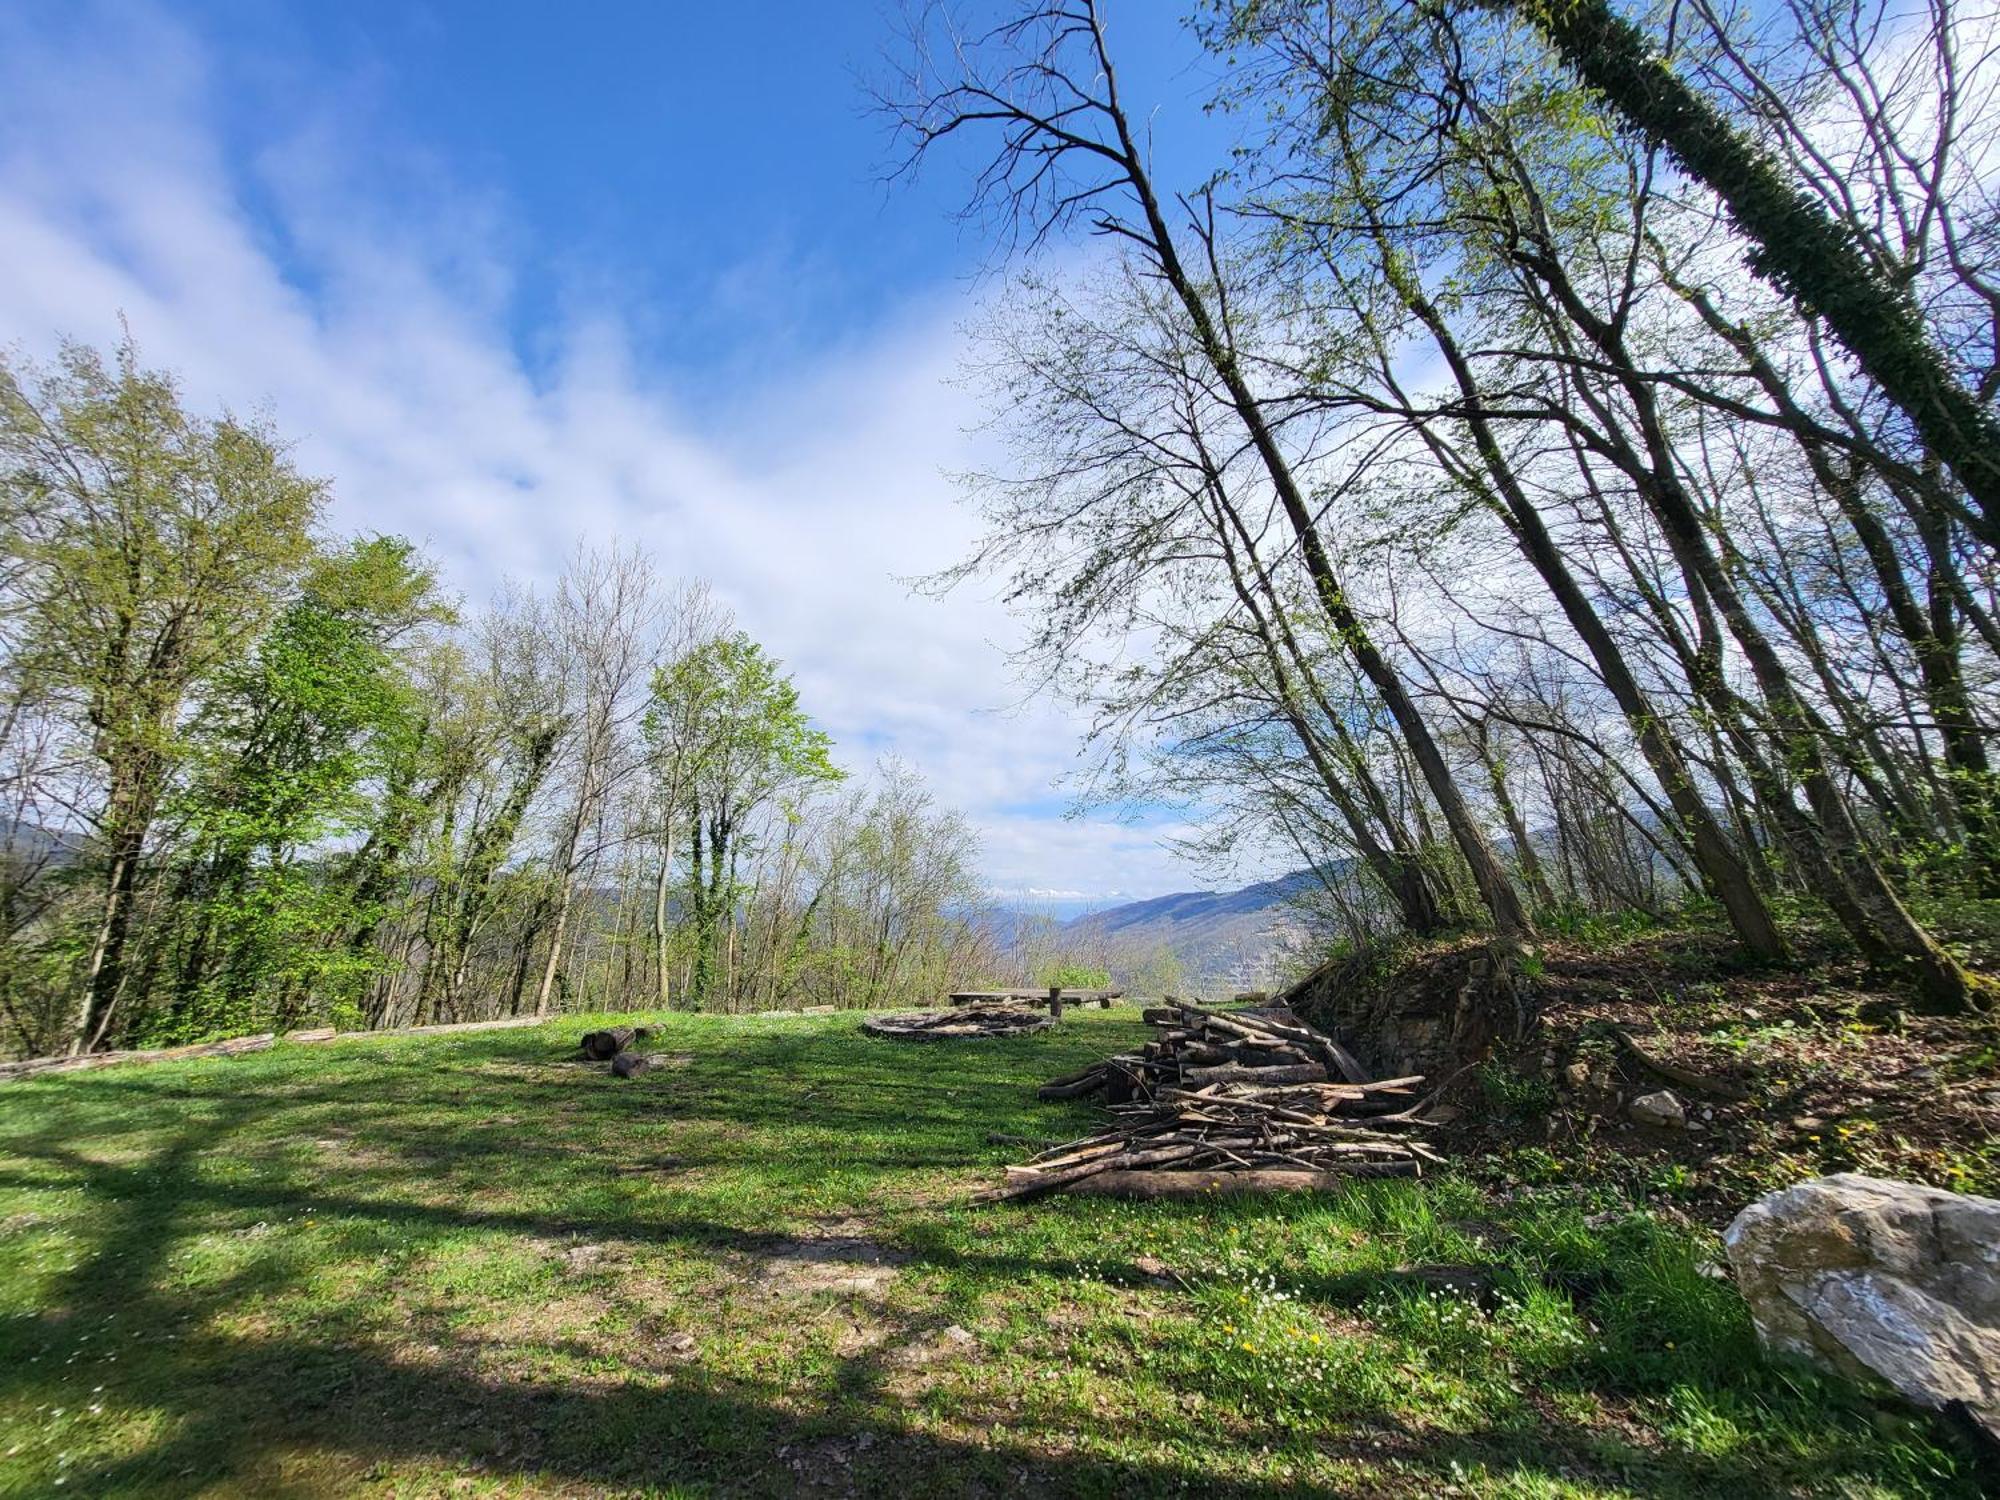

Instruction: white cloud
[0,1,1215,898]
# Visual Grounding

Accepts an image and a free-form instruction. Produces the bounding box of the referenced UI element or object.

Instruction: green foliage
[1041,961,1112,990]
[139,538,450,1042]
[1477,1060,1560,1118]
[649,630,845,1009]
[0,337,330,1052]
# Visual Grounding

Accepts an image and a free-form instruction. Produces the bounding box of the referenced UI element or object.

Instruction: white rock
[1629,1089,1686,1128]
[1724,1174,2000,1421]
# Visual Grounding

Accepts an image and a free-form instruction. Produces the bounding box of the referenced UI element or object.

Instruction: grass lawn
[0,1008,1979,1497]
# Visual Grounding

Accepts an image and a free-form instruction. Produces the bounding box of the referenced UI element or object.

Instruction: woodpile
[1037,1000,1381,1104]
[862,1007,1055,1041]
[981,1000,1436,1202]
[948,988,1122,1017]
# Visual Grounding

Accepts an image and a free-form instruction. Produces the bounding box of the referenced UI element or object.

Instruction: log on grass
[580,1027,643,1060]
[0,1032,277,1082]
[1037,1068,1109,1101]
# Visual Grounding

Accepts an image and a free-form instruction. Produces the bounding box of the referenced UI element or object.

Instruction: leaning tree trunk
[1359,210,1789,960]
[72,779,158,1055]
[1494,0,2000,550]
[1100,116,1530,935]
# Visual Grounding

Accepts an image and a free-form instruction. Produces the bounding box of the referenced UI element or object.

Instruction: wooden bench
[947,987,1124,1018]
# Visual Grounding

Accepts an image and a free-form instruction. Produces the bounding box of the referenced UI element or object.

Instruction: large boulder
[1724,1174,2000,1424]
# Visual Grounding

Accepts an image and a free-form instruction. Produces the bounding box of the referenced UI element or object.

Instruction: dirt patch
[751,1235,907,1297]
[527,1236,628,1278]
[883,1322,977,1367]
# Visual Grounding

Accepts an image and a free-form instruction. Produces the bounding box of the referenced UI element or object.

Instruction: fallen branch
[1611,1026,1750,1101]
[0,1032,276,1082]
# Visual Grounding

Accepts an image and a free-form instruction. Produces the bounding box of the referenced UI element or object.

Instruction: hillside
[1061,871,1317,990]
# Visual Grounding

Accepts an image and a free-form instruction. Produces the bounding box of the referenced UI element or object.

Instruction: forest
[2,0,1997,1058]
[885,0,2000,1011]
[0,347,1030,1055]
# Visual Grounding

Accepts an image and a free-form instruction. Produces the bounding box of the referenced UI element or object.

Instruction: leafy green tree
[0,339,324,1052]
[653,632,842,1008]
[150,537,449,1039]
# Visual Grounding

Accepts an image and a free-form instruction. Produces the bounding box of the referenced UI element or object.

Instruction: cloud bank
[0,2,1215,899]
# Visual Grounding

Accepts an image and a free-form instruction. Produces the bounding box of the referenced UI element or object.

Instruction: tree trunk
[1365,224,1788,960]
[73,789,155,1055]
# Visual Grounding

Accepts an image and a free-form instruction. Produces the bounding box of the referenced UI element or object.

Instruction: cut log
[580,1027,637,1060]
[1037,1069,1109,1101]
[1180,1061,1328,1087]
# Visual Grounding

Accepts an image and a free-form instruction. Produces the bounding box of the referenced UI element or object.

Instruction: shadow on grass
[0,1016,1977,1496]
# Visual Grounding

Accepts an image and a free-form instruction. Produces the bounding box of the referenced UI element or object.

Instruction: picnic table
[947,987,1124,1018]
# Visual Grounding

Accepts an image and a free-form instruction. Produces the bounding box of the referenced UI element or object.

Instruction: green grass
[0,1009,1977,1497]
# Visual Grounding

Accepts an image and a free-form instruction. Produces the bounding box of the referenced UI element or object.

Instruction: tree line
[0,342,1019,1056]
[889,0,1999,1009]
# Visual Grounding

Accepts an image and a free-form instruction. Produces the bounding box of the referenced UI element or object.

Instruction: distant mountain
[1061,870,1319,992]
[981,891,1132,924]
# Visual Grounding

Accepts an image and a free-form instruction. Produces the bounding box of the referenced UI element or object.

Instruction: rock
[1724,1174,2000,1424]
[1630,1089,1686,1128]
[1132,1255,1176,1284]
[1561,1061,1592,1090]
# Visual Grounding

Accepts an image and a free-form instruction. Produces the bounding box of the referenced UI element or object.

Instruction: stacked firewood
[1036,1000,1393,1104]
[862,1006,1055,1041]
[980,1001,1435,1202]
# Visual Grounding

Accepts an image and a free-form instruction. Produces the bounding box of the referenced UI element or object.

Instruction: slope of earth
[0,1008,1980,1497]
[1064,872,1316,991]
[1299,925,2000,1225]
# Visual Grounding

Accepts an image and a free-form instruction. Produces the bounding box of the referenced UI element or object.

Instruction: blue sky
[0,0,1244,901]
